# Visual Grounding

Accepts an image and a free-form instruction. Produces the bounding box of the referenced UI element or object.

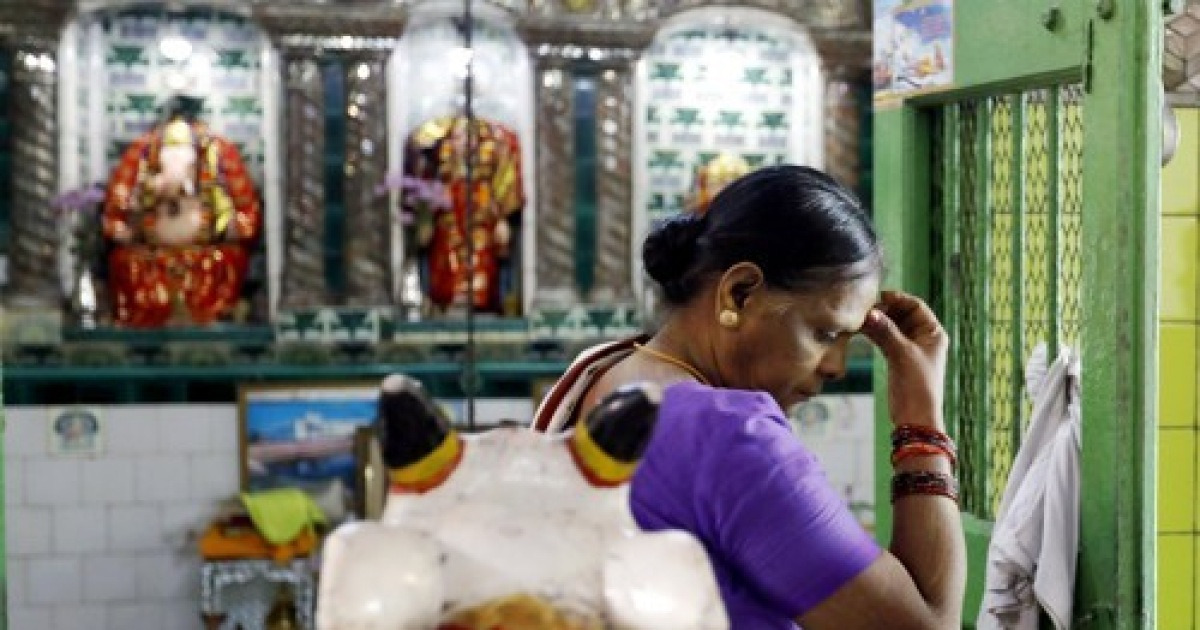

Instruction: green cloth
[240,489,328,545]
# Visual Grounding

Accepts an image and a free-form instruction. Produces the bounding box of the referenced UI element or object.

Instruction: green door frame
[873,1,1161,627]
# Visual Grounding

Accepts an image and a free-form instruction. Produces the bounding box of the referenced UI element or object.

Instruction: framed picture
[238,382,379,508]
[48,406,104,456]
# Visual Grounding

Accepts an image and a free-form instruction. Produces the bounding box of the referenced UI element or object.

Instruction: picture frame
[48,406,105,457]
[238,382,380,518]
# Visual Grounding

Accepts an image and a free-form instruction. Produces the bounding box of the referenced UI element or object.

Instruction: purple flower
[377,171,451,211]
[52,183,106,214]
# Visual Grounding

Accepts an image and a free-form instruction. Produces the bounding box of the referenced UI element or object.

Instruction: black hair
[643,165,881,305]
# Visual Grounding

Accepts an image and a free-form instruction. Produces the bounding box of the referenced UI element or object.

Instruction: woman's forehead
[789,277,879,323]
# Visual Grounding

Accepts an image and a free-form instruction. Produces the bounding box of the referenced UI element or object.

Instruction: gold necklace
[632,342,712,386]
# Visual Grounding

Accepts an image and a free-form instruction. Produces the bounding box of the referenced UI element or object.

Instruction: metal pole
[463,0,477,431]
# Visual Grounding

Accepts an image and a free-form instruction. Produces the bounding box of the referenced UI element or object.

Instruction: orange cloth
[198,522,318,565]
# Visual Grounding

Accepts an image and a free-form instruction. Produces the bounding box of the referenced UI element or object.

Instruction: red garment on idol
[102,119,260,327]
[403,116,524,313]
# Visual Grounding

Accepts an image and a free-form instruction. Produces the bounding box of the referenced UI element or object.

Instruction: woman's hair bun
[642,214,705,297]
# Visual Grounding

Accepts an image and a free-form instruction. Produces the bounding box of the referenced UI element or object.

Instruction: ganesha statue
[317,376,728,630]
[102,95,260,327]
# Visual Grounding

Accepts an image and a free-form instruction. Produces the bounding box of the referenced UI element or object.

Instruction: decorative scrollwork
[342,53,392,306]
[824,74,862,193]
[533,61,578,305]
[592,63,635,302]
[280,56,329,309]
[7,42,61,306]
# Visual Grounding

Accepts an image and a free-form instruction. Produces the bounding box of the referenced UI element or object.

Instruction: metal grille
[952,100,988,515]
[986,95,1017,513]
[1060,85,1085,347]
[931,85,1084,518]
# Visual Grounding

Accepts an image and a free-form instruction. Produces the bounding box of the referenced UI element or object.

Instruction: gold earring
[719,310,740,328]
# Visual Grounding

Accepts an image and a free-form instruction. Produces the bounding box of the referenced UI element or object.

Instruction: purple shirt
[630,382,881,630]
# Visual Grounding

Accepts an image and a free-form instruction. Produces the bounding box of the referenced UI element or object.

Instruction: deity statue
[687,153,752,216]
[102,95,260,327]
[402,116,525,315]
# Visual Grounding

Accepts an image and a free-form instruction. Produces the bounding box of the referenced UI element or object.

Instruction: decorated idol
[102,94,260,327]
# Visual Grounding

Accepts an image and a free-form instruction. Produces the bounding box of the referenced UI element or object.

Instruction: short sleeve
[694,395,880,616]
[643,386,878,614]
[628,384,883,619]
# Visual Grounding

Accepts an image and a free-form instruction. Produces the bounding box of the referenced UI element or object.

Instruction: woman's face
[719,274,880,410]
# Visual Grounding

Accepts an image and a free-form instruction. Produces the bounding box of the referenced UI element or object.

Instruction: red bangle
[892,425,957,462]
[891,471,959,504]
[891,442,957,468]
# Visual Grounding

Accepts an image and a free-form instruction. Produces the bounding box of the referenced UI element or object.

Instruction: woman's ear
[717,263,765,313]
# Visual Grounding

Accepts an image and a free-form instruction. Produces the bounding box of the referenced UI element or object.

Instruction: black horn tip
[376,374,452,469]
[583,382,663,463]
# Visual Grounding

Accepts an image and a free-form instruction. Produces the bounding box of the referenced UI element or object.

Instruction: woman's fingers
[861,308,907,360]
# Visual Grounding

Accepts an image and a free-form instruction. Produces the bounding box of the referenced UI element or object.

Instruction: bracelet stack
[890,424,959,504]
[891,424,957,467]
[892,470,959,503]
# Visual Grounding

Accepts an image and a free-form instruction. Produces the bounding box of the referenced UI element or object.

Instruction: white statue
[317,376,729,630]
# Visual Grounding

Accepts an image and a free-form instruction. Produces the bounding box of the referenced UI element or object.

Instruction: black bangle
[891,470,959,504]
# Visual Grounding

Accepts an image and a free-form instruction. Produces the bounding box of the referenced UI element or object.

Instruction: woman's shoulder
[662,381,783,417]
[659,383,797,447]
[644,383,826,512]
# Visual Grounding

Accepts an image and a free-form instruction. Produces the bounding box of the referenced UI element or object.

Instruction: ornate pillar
[532,58,577,305]
[824,66,867,193]
[527,41,643,307]
[342,52,391,306]
[591,61,635,302]
[279,56,328,309]
[6,38,60,306]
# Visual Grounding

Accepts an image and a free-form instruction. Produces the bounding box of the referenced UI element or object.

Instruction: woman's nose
[816,347,848,381]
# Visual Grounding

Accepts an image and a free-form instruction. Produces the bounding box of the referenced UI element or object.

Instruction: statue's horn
[376,374,462,493]
[571,382,662,487]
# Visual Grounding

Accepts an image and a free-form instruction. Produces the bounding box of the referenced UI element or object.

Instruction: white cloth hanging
[977,344,1081,630]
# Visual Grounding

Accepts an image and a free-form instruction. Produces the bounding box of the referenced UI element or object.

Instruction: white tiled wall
[1,396,874,629]
[6,405,240,630]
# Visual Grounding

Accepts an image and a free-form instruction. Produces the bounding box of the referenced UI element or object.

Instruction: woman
[533,165,965,629]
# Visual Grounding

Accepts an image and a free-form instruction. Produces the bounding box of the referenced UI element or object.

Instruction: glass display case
[0,0,873,405]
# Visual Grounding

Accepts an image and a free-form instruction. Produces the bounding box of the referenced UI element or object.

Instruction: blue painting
[241,385,377,496]
[874,0,954,103]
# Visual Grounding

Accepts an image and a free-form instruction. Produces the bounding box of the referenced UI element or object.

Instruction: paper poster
[48,407,105,456]
[874,0,954,105]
